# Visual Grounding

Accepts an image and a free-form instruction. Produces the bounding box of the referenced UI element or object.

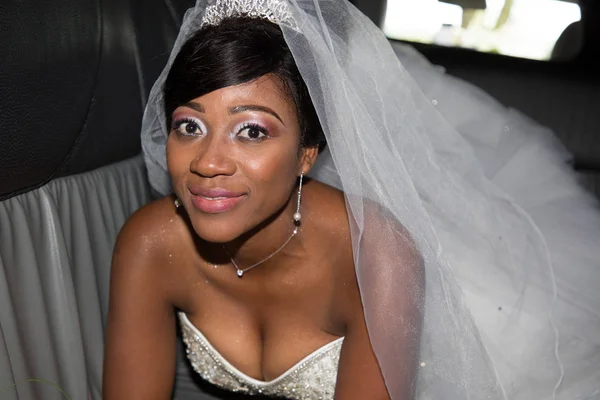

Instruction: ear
[299,146,319,175]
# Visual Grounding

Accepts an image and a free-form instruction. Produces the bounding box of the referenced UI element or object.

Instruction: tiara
[201,0,299,30]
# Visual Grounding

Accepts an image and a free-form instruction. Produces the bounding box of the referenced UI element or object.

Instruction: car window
[383,0,583,61]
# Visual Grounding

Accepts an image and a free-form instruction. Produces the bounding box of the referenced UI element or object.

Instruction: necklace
[224,172,305,278]
[223,226,299,278]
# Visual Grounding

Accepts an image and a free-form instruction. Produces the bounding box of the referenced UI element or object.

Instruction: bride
[102,0,600,399]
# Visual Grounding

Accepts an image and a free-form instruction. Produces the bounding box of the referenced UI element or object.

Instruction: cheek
[243,145,299,187]
[166,137,194,179]
[241,148,299,216]
[242,125,302,183]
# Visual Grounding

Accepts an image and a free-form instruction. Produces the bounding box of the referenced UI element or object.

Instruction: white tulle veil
[141,0,563,398]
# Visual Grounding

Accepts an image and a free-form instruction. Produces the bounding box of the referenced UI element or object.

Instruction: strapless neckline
[178,312,345,385]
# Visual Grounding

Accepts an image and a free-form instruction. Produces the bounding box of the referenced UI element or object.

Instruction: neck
[223,189,303,270]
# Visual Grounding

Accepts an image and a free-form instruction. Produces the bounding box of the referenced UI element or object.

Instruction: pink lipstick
[188,186,247,213]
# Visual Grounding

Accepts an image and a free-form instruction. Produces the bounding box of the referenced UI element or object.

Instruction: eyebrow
[229,105,284,125]
[181,102,285,126]
[182,102,205,113]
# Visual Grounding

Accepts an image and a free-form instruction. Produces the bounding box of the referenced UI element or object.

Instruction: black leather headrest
[0,0,193,200]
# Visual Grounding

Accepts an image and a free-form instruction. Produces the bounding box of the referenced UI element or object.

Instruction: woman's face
[167,74,316,243]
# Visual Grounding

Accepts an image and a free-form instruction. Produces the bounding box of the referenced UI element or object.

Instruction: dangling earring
[174,198,182,208]
[224,173,305,278]
[293,172,304,226]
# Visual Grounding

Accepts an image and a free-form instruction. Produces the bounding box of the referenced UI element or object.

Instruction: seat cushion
[0,155,227,400]
[579,172,600,199]
[0,156,150,400]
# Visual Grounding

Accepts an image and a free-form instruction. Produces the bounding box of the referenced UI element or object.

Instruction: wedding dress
[179,312,343,399]
[141,0,600,398]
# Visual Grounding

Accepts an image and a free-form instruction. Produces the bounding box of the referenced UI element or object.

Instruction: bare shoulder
[314,179,424,320]
[110,195,196,302]
[114,196,189,266]
[306,179,423,275]
[304,179,349,234]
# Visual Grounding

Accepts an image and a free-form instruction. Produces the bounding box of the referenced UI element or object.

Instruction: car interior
[0,0,598,399]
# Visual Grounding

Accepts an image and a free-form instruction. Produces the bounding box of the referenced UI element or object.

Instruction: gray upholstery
[0,157,224,400]
[0,157,149,399]
[580,173,600,199]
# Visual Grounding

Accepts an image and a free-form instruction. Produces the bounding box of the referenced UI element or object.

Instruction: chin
[187,213,248,244]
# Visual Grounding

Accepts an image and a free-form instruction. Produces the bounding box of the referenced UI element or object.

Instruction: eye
[172,117,205,137]
[237,123,269,141]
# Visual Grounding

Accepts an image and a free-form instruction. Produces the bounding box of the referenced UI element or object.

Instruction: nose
[189,134,236,178]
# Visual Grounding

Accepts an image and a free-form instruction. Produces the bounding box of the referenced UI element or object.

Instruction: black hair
[163,17,326,152]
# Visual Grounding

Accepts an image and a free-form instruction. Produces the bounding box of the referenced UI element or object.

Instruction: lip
[188,186,247,214]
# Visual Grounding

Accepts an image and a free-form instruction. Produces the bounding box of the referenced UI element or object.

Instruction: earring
[293,172,304,225]
[174,198,182,208]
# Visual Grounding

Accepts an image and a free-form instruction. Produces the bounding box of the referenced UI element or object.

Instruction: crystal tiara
[201,0,299,30]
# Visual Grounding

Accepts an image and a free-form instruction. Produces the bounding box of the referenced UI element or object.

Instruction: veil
[141,0,564,398]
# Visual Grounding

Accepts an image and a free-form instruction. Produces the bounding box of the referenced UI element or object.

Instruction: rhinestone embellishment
[201,0,299,30]
[178,312,343,399]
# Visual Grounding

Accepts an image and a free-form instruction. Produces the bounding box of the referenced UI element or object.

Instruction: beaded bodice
[178,312,344,399]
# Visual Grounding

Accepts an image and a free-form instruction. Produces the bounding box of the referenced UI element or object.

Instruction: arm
[334,300,391,400]
[102,208,177,400]
[334,205,425,400]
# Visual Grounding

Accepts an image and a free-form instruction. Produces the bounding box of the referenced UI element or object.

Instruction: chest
[170,230,354,381]
[179,311,344,399]
[175,258,349,376]
[181,278,344,378]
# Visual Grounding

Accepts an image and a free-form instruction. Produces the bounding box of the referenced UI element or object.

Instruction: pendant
[237,270,244,278]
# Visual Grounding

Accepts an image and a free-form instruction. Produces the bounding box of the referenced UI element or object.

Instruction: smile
[188,187,247,213]
[200,196,229,200]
